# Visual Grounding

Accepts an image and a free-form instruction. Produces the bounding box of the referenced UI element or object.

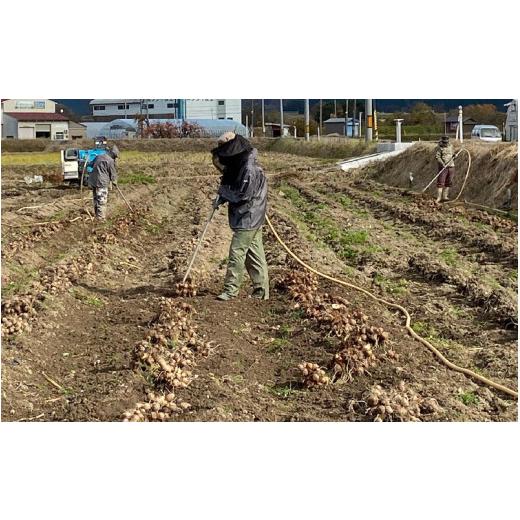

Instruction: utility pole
[457,105,464,143]
[251,99,254,137]
[352,99,357,138]
[261,99,265,135]
[139,99,145,138]
[280,99,284,138]
[344,99,349,138]
[333,99,337,117]
[374,100,379,141]
[319,99,323,136]
[365,99,373,141]
[304,99,310,141]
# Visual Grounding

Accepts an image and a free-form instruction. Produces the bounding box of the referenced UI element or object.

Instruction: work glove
[212,195,224,210]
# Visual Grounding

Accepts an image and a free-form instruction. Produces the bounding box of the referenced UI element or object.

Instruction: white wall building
[1,99,70,139]
[184,99,241,121]
[89,99,242,121]
[1,99,56,113]
[2,112,70,139]
[90,99,173,118]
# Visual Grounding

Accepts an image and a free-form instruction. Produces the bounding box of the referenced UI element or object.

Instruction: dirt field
[1,141,518,421]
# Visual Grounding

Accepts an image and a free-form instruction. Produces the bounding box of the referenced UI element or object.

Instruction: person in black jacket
[212,133,269,301]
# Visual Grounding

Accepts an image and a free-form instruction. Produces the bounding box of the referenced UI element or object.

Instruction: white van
[471,125,502,142]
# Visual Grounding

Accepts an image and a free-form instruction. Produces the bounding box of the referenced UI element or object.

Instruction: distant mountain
[374,99,511,112]
[54,98,512,117]
[259,99,511,113]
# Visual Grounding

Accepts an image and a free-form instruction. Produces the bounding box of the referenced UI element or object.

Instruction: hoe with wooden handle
[182,206,217,283]
[115,183,134,212]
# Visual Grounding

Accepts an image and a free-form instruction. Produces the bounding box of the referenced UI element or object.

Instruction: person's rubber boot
[442,187,450,202]
[251,288,269,300]
[435,188,443,203]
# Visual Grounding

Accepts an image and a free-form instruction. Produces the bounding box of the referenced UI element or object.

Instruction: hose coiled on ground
[266,214,518,399]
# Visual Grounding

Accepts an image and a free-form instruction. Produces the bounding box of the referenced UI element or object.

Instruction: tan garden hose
[265,214,518,399]
[448,148,472,203]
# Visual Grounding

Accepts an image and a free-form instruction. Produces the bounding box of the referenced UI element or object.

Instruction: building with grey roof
[324,117,359,137]
[89,99,242,122]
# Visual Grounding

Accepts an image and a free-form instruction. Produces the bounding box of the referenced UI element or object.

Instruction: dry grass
[363,141,518,209]
[260,137,377,159]
[3,136,378,160]
[1,138,217,154]
[1,152,61,165]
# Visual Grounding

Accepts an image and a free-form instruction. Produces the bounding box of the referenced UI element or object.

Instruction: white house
[2,112,70,139]
[1,99,70,139]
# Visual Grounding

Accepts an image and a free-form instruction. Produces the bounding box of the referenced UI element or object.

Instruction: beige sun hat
[217,131,236,144]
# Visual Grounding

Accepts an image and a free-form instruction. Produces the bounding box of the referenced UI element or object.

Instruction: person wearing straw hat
[211,132,269,301]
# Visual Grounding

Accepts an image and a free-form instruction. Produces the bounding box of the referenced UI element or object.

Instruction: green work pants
[223,228,269,299]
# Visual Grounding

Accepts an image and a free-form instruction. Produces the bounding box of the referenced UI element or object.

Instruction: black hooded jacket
[212,135,267,230]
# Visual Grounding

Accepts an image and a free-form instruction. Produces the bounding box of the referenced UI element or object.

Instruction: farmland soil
[1,143,517,421]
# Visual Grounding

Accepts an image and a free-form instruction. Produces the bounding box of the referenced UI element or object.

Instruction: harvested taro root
[331,343,377,380]
[122,392,191,422]
[298,362,330,388]
[280,269,391,383]
[352,381,443,422]
[173,278,197,297]
[126,298,218,421]
[133,299,214,393]
[1,258,94,337]
[1,314,32,336]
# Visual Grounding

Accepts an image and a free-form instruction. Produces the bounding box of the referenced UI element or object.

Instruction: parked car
[471,125,502,142]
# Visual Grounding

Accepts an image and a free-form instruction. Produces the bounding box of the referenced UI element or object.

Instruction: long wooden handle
[182,208,216,283]
[115,184,133,212]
